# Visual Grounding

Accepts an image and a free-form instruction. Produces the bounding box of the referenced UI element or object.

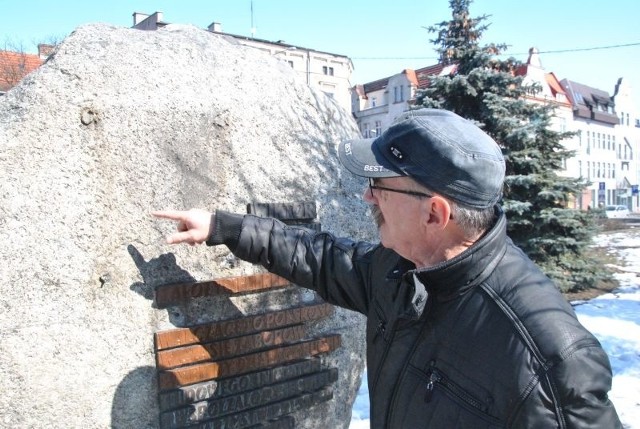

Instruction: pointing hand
[152,209,213,245]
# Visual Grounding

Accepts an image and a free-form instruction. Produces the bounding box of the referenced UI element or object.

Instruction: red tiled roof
[360,63,446,94]
[403,69,418,86]
[0,50,44,92]
[545,72,566,98]
[415,63,445,89]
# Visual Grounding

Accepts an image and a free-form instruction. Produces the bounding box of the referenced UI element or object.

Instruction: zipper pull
[376,320,386,337]
[424,370,440,403]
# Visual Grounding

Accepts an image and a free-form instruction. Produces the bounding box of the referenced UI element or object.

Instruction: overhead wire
[351,42,640,60]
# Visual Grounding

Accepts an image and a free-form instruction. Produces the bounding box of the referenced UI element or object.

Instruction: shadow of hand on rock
[128,244,195,305]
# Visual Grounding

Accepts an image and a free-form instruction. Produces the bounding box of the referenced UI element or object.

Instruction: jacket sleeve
[512,342,623,428]
[553,345,623,429]
[207,210,377,315]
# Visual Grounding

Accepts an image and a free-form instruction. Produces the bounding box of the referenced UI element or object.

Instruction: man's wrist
[206,210,244,248]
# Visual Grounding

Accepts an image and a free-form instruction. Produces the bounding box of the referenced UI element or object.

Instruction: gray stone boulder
[0,23,375,428]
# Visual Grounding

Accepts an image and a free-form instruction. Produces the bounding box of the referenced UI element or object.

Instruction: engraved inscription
[158,335,341,390]
[160,369,339,428]
[249,416,294,429]
[157,325,308,370]
[155,303,333,351]
[192,389,333,429]
[155,273,290,308]
[158,360,322,411]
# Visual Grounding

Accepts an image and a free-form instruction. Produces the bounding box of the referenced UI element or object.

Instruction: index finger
[151,210,188,221]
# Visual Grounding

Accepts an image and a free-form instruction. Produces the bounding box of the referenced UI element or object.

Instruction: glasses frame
[368,178,433,199]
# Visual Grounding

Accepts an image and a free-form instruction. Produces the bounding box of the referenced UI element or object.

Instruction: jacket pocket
[389,364,503,428]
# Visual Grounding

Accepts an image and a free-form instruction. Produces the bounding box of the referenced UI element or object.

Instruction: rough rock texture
[0,23,376,428]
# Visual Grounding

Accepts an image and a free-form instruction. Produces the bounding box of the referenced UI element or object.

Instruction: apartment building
[132,12,353,113]
[612,77,640,209]
[350,48,639,212]
[351,63,452,137]
[560,78,635,209]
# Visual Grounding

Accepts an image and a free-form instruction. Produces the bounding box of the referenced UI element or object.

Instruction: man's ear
[423,196,452,229]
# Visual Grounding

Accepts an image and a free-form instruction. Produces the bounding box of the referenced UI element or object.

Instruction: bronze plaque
[158,335,341,390]
[190,389,333,429]
[156,325,307,370]
[155,303,333,351]
[160,369,338,428]
[155,273,290,308]
[246,202,316,221]
[158,359,322,411]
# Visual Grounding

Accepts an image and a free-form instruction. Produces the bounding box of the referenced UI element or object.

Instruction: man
[154,109,621,428]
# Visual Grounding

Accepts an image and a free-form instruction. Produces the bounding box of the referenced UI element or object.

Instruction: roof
[360,63,445,94]
[210,30,351,61]
[415,63,445,89]
[0,50,44,92]
[561,79,619,125]
[362,76,389,93]
[545,72,566,97]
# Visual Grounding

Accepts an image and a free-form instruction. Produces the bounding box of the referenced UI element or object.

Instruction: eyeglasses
[368,178,433,199]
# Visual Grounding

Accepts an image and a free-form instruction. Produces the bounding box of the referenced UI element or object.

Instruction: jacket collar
[395,206,507,302]
[413,206,507,301]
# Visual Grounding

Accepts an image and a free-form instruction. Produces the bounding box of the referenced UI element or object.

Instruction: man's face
[363,177,427,258]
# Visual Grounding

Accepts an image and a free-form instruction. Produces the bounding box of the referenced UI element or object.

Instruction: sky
[2,0,639,108]
[350,227,640,428]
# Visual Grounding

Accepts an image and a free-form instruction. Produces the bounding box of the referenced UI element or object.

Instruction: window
[578,160,582,177]
[559,118,567,133]
[362,123,370,138]
[322,66,334,76]
[394,86,404,103]
[375,121,382,137]
[371,97,377,107]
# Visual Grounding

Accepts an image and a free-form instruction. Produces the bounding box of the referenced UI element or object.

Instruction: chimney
[132,12,150,26]
[208,22,223,33]
[37,44,54,59]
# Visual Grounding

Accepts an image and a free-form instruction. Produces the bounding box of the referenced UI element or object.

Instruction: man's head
[338,109,505,265]
[338,108,505,210]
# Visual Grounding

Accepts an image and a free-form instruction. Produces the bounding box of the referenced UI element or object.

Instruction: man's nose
[362,186,374,203]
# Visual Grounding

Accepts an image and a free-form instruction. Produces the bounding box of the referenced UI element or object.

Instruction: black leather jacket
[209,209,622,428]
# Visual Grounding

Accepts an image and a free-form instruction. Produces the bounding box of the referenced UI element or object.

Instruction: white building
[612,77,640,210]
[131,12,353,113]
[350,48,640,212]
[559,77,640,210]
[351,64,451,137]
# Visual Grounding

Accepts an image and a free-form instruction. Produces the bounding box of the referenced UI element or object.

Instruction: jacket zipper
[370,306,394,392]
[384,295,434,427]
[423,363,502,426]
[424,367,487,411]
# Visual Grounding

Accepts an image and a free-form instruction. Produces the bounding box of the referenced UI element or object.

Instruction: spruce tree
[415,0,605,291]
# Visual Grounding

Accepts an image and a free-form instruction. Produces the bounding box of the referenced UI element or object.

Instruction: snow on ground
[350,228,640,428]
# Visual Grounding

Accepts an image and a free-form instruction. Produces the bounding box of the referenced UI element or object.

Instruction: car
[605,205,630,219]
